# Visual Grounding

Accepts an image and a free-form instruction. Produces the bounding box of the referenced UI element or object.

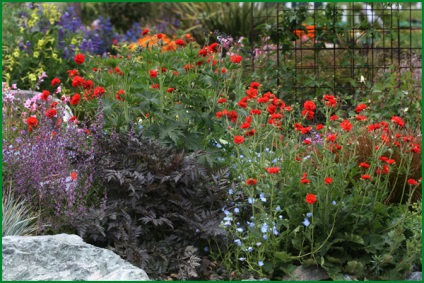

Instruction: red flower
[246,178,257,185]
[152,84,160,89]
[324,177,333,184]
[156,33,163,39]
[234,135,245,144]
[407,179,418,185]
[70,171,78,181]
[72,76,84,87]
[198,48,208,57]
[230,54,242,63]
[355,104,367,113]
[305,194,317,205]
[26,116,38,126]
[265,167,280,174]
[385,159,395,165]
[301,109,314,120]
[301,172,310,184]
[221,68,227,74]
[41,90,50,101]
[245,129,256,136]
[359,162,370,168]
[303,100,316,111]
[240,122,251,129]
[303,139,311,145]
[70,94,81,105]
[218,98,227,103]
[175,39,185,46]
[51,78,61,86]
[114,67,123,76]
[316,124,324,130]
[330,115,338,121]
[391,116,405,127]
[50,101,58,108]
[92,86,105,98]
[361,174,372,180]
[167,87,175,93]
[356,115,367,121]
[67,69,80,79]
[45,108,57,118]
[82,79,94,90]
[340,120,353,132]
[142,29,149,36]
[326,134,337,142]
[250,109,261,115]
[149,70,158,78]
[250,82,261,89]
[208,42,219,53]
[115,90,125,101]
[74,53,85,65]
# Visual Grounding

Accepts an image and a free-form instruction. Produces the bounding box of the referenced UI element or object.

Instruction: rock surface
[407,272,422,281]
[282,265,329,281]
[2,234,150,281]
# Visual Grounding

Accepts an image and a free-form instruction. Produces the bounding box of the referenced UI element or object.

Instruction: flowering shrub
[212,82,421,279]
[2,87,104,233]
[60,35,248,167]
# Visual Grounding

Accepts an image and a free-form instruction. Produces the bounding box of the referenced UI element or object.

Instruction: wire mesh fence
[249,2,422,100]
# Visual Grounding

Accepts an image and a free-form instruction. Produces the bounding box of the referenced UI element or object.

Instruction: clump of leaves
[76,129,230,280]
[2,183,39,236]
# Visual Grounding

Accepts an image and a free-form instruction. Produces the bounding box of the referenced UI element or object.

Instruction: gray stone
[406,272,422,281]
[282,265,329,281]
[2,234,150,281]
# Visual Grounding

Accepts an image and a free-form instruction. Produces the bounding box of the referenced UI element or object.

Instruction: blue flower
[306,212,313,218]
[272,226,279,236]
[303,218,310,227]
[276,205,281,211]
[236,228,244,233]
[246,247,254,252]
[228,189,233,195]
[332,200,337,205]
[248,197,255,204]
[260,193,267,202]
[261,223,268,233]
[234,239,242,246]
[263,235,268,240]
[204,246,209,252]
[258,261,264,267]
[234,207,240,214]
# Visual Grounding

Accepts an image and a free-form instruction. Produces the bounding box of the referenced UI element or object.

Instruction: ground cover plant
[2,2,422,281]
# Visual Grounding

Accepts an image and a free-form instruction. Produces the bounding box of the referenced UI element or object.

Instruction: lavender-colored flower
[261,223,268,233]
[258,261,264,267]
[303,218,310,227]
[260,193,266,202]
[306,212,313,218]
[234,239,242,246]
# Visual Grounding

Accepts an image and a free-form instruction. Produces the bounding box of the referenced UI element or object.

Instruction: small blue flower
[306,212,313,218]
[279,215,283,219]
[263,234,268,240]
[272,226,279,236]
[236,228,244,233]
[248,197,255,204]
[260,193,266,202]
[303,218,310,227]
[258,261,264,267]
[228,189,233,195]
[276,205,281,211]
[246,247,254,252]
[261,223,268,233]
[234,239,242,246]
[223,210,230,215]
[332,200,337,205]
[204,246,209,252]
[234,208,240,214]
[239,257,246,261]
[249,222,255,228]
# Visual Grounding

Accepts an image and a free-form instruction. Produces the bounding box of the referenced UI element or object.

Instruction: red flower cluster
[234,135,245,144]
[216,110,238,123]
[340,119,353,132]
[45,108,57,118]
[391,116,405,127]
[294,123,312,135]
[51,78,61,86]
[41,90,50,101]
[149,70,158,78]
[175,39,185,46]
[301,100,316,120]
[355,104,367,113]
[246,178,257,185]
[265,167,280,174]
[230,54,242,63]
[323,94,337,108]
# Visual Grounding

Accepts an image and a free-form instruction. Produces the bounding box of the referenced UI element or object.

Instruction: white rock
[2,234,150,281]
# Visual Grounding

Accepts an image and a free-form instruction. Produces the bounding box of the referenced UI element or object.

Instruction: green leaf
[274,251,292,263]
